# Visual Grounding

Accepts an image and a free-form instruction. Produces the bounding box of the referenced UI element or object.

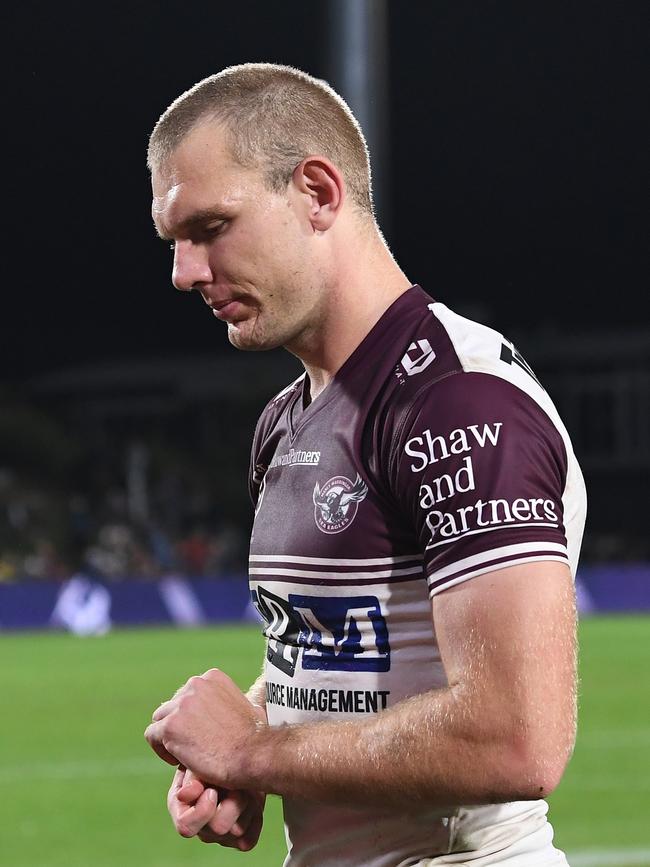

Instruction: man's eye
[205,222,226,236]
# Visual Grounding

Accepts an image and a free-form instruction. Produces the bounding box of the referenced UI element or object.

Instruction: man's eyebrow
[154,207,230,241]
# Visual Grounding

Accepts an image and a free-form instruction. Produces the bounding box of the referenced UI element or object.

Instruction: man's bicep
[432,560,577,788]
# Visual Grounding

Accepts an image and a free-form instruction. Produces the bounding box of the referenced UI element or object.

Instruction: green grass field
[1,617,649,867]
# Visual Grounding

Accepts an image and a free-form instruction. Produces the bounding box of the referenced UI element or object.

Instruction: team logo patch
[313,474,368,534]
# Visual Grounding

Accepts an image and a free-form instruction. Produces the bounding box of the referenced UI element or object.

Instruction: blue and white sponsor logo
[251,588,390,676]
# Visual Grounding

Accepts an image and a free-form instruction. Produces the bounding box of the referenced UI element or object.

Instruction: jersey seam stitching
[389,369,464,483]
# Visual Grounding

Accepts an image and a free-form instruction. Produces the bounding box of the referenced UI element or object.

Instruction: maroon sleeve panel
[389,371,570,596]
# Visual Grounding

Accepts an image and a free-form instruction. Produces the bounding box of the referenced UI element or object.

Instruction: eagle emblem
[313,473,368,534]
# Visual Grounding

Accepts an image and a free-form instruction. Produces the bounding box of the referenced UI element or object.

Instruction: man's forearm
[241,684,554,809]
[147,568,575,809]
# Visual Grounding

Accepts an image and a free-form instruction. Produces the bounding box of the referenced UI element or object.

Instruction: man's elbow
[499,731,574,801]
[508,758,568,801]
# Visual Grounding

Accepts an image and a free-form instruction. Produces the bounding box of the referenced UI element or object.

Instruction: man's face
[151,122,326,352]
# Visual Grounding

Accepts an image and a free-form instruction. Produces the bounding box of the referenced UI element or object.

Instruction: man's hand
[144,668,265,788]
[168,767,265,851]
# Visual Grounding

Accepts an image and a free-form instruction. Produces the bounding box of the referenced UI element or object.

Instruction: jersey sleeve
[389,371,571,597]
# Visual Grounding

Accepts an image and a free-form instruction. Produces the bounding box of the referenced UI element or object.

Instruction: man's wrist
[241,720,282,793]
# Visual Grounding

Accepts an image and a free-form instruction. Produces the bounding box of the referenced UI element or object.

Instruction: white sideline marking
[0,756,167,783]
[568,849,650,866]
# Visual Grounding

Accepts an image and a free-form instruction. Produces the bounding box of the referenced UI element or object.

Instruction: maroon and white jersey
[248,285,586,867]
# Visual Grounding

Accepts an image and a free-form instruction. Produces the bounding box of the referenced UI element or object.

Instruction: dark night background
[5,0,647,376]
[2,0,648,578]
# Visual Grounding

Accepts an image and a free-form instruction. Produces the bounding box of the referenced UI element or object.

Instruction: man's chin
[227,322,282,352]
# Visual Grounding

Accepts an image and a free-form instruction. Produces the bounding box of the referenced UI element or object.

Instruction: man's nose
[172,240,213,292]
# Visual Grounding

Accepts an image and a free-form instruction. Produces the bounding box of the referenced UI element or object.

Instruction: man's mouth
[209,298,244,321]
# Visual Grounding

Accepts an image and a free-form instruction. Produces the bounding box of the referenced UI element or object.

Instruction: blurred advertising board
[0,567,648,633]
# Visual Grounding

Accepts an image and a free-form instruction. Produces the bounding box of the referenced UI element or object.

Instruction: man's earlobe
[293,157,345,231]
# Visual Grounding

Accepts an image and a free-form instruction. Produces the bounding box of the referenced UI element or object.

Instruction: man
[145,63,586,866]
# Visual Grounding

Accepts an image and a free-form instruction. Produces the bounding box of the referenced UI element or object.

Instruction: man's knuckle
[175,691,190,708]
[210,818,230,836]
[176,821,194,838]
[164,714,180,736]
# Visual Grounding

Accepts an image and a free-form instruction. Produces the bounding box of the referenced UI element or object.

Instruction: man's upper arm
[432,559,577,794]
[385,370,584,793]
[388,371,581,597]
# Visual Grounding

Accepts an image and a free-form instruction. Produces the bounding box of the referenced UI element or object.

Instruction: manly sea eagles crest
[313,473,368,534]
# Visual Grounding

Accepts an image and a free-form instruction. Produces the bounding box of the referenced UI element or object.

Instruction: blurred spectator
[1,472,247,582]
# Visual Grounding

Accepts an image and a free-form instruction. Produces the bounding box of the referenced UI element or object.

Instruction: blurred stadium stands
[1,327,648,626]
[0,351,300,584]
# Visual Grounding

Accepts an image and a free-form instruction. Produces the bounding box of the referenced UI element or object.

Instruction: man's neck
[293,260,412,402]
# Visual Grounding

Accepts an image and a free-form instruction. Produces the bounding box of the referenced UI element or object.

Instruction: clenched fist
[145,668,267,789]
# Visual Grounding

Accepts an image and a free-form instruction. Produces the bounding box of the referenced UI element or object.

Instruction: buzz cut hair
[147,62,374,217]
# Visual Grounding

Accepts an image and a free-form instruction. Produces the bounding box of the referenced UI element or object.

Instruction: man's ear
[292,156,345,231]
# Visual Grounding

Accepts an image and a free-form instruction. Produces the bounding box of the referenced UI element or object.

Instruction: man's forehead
[151,174,185,220]
[151,183,223,239]
[151,175,185,235]
[151,170,246,231]
[151,125,247,232]
[154,122,235,183]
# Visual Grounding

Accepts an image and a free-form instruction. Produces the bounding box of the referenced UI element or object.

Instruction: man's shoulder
[428,302,536,387]
[372,298,582,498]
[383,300,554,425]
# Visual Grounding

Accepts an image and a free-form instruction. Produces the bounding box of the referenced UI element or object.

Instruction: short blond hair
[147,62,373,215]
